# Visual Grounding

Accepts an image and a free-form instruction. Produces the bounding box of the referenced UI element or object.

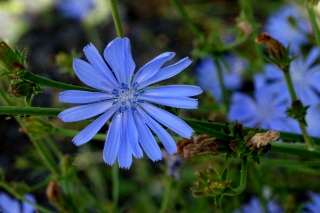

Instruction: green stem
[109,0,124,38]
[0,106,62,116]
[214,57,229,109]
[44,136,63,159]
[0,86,59,175]
[19,120,60,175]
[53,126,106,141]
[18,70,96,91]
[171,0,204,39]
[238,0,264,72]
[271,142,320,158]
[112,164,119,213]
[159,178,173,213]
[283,68,315,151]
[283,70,297,100]
[306,3,320,48]
[225,155,247,195]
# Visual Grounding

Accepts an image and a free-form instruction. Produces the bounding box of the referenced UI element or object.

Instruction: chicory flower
[58,37,202,168]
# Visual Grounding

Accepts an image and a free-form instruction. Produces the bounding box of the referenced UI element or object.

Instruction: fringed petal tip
[184,130,194,139]
[151,157,162,162]
[119,164,131,169]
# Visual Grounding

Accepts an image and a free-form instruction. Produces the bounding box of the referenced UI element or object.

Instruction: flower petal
[228,93,258,123]
[104,37,136,85]
[117,134,133,169]
[133,52,175,86]
[138,57,192,88]
[58,100,114,122]
[83,43,119,88]
[137,107,177,154]
[133,111,162,161]
[73,59,110,91]
[59,90,114,104]
[139,102,193,138]
[103,112,122,165]
[305,47,320,68]
[143,85,202,97]
[124,108,143,158]
[140,96,198,109]
[72,105,119,146]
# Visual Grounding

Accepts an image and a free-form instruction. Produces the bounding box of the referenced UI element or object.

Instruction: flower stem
[109,0,124,38]
[112,164,119,212]
[53,126,106,141]
[18,70,95,91]
[237,0,264,72]
[283,67,315,151]
[171,0,204,39]
[283,70,297,100]
[0,86,60,175]
[160,178,173,213]
[306,3,320,49]
[271,143,320,158]
[0,106,62,116]
[225,155,248,195]
[19,119,60,175]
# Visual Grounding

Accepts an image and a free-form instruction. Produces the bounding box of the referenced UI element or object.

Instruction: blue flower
[56,0,96,20]
[303,192,320,213]
[58,37,202,169]
[265,47,320,106]
[195,55,246,103]
[228,74,297,132]
[0,192,36,213]
[264,5,311,54]
[233,196,283,213]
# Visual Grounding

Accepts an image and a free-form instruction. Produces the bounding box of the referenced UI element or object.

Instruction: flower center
[112,83,144,113]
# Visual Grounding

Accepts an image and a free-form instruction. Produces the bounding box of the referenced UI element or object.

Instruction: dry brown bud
[182,136,220,158]
[46,179,60,204]
[255,32,286,61]
[247,130,280,148]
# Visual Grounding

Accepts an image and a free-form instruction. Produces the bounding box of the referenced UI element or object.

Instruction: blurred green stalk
[109,0,124,38]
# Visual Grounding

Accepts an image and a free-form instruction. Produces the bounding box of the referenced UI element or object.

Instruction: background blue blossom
[264,4,311,54]
[56,0,96,20]
[195,55,247,103]
[228,74,297,132]
[302,192,320,213]
[265,47,320,106]
[233,196,283,213]
[0,192,36,213]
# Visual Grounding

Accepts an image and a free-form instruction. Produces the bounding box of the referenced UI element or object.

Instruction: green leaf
[183,119,233,141]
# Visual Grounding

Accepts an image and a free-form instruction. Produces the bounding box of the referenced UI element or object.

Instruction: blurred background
[1,0,320,212]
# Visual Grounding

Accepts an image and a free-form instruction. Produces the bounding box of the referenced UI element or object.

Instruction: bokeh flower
[195,55,247,103]
[0,192,36,213]
[264,4,311,54]
[302,192,320,213]
[56,0,96,20]
[265,47,320,106]
[228,74,297,132]
[58,37,202,168]
[233,196,283,213]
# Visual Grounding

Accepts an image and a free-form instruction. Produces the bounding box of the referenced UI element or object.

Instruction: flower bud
[255,32,286,62]
[0,41,25,73]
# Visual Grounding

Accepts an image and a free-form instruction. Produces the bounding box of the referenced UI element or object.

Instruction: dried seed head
[247,130,280,148]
